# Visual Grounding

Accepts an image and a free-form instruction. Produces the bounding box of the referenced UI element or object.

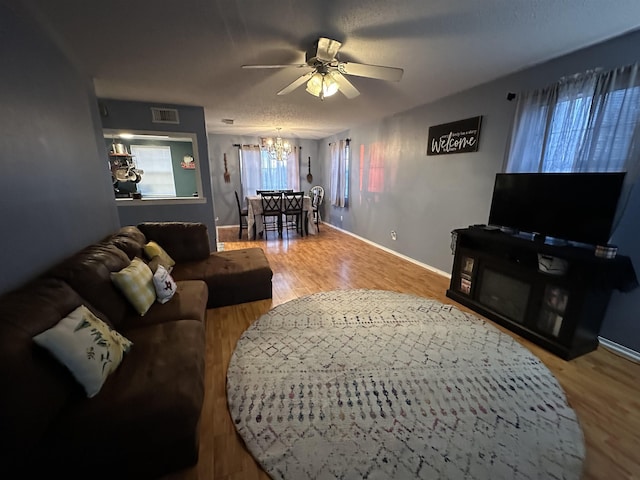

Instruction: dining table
[246,194,317,240]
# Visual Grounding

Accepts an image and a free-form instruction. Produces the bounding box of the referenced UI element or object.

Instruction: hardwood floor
[164,225,640,480]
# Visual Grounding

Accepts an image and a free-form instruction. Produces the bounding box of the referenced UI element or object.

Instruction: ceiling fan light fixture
[306,71,339,100]
[323,71,339,97]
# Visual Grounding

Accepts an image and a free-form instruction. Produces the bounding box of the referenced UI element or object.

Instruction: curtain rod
[234,143,302,149]
[328,138,351,145]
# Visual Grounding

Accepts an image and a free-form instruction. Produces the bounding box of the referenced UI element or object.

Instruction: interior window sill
[116,197,206,206]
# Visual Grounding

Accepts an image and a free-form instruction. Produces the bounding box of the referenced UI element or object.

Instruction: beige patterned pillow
[33,305,133,398]
[111,257,156,315]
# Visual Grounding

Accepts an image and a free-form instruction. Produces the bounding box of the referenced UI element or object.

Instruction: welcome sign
[427,116,483,156]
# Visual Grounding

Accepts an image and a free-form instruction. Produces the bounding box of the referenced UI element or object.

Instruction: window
[260,149,290,191]
[130,145,176,198]
[239,145,300,197]
[506,63,640,175]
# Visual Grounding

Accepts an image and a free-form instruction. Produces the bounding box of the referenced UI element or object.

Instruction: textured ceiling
[22,0,640,139]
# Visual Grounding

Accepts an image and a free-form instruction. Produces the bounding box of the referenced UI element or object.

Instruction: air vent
[151,107,180,124]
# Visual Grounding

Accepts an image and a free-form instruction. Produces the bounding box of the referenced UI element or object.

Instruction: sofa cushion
[138,222,210,262]
[48,243,133,327]
[105,226,147,260]
[171,248,272,307]
[120,280,208,329]
[0,278,106,470]
[33,305,133,398]
[34,319,205,477]
[111,258,156,316]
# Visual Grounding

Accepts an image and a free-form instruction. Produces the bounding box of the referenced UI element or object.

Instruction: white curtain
[261,150,287,190]
[330,140,348,207]
[505,62,640,232]
[239,145,261,201]
[240,144,301,197]
[287,146,301,192]
[506,63,640,179]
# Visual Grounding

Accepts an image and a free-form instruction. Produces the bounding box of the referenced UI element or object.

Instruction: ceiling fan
[242,37,404,100]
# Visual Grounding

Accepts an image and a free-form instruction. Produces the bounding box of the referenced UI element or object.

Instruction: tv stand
[446,227,637,360]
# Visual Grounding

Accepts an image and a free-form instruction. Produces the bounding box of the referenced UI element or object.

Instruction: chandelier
[262,128,292,161]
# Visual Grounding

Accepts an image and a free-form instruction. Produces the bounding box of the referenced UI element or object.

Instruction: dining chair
[310,185,324,232]
[281,191,305,237]
[260,191,283,239]
[256,190,276,195]
[234,191,248,239]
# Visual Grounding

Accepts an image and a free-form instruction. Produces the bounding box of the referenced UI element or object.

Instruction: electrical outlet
[391,231,397,241]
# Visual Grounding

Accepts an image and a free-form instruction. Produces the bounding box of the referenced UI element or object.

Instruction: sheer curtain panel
[506,63,640,179]
[240,146,262,200]
[287,146,301,192]
[505,63,640,230]
[330,140,348,207]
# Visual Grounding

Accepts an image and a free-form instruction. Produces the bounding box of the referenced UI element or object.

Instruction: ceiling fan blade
[339,62,404,82]
[316,37,342,62]
[277,71,315,96]
[332,72,360,99]
[242,63,308,69]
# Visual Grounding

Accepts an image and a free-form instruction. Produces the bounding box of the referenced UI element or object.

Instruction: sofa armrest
[137,222,210,262]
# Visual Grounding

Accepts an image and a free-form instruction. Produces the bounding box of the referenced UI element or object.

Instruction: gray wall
[0,2,120,295]
[319,29,640,351]
[208,134,321,227]
[100,99,217,248]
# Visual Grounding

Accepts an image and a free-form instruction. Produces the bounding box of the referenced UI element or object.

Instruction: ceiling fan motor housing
[305,44,322,66]
[305,37,340,65]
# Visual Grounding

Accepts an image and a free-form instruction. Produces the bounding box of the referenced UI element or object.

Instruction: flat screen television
[488,172,626,246]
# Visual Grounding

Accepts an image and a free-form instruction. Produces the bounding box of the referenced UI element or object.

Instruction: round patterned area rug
[227,289,585,479]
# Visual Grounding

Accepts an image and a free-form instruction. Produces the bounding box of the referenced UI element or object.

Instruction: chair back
[234,190,243,213]
[258,189,293,195]
[282,191,304,213]
[261,191,282,215]
[311,186,324,207]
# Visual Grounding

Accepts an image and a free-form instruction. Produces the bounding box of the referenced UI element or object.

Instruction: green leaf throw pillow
[33,305,133,398]
[111,257,156,315]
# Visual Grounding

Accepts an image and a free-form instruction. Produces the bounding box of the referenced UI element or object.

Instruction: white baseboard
[598,336,640,363]
[322,222,451,279]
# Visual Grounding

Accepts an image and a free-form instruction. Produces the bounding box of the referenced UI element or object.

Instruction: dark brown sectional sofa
[0,222,272,479]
